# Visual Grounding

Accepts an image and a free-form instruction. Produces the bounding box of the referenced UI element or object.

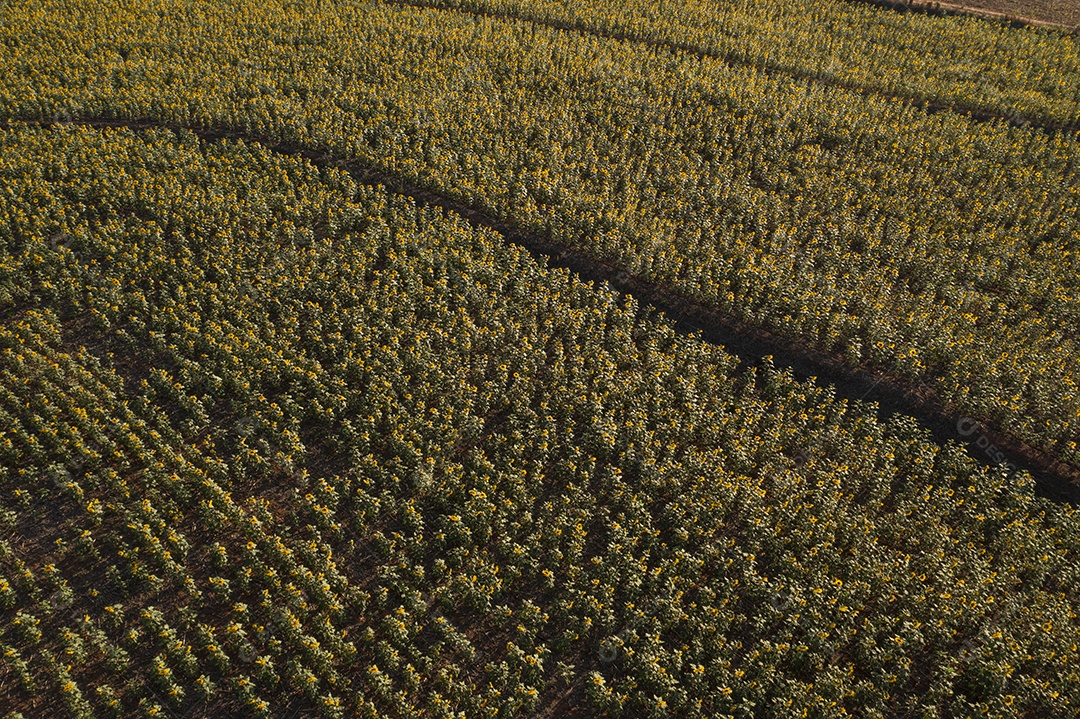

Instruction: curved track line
[384,0,1080,135]
[4,117,1079,503]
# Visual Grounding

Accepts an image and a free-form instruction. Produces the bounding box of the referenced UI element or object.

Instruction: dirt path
[385,0,1080,136]
[850,0,1079,31]
[5,117,1079,503]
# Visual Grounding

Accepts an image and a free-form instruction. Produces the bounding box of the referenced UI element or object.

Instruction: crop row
[6,0,1078,470]
[1,123,1078,717]
[400,0,1080,129]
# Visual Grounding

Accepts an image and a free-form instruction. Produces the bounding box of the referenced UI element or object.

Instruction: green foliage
[0,125,1075,717]
[1,0,1076,467]
[409,0,1080,126]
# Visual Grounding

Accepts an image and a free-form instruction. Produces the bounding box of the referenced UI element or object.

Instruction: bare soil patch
[853,0,1080,29]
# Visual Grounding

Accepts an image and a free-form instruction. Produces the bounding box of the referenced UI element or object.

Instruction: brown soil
[853,0,1080,29]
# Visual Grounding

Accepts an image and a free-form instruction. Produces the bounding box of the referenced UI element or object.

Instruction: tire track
[5,117,1079,503]
[383,0,1080,135]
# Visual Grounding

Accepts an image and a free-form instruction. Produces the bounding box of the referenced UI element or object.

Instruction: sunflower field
[4,0,1077,468]
[1,1,1079,717]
